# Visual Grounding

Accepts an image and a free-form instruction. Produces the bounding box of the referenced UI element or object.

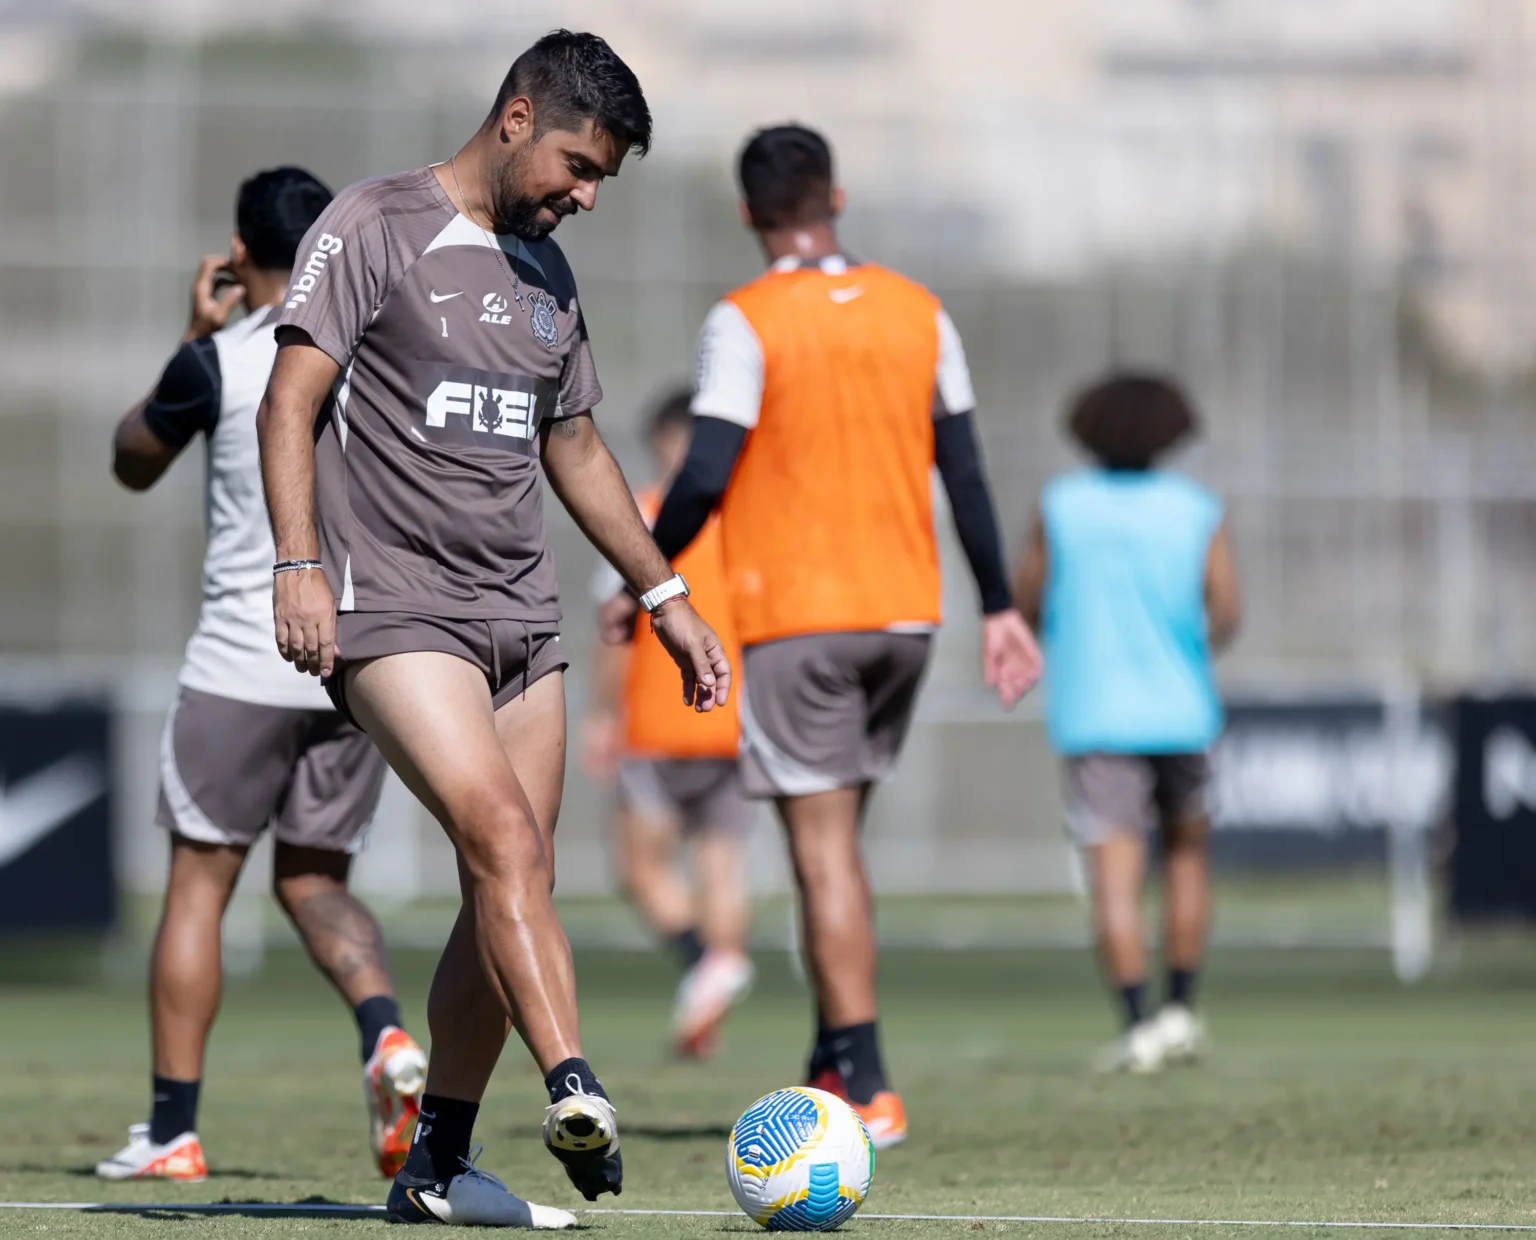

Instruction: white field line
[1,1201,1535,1230]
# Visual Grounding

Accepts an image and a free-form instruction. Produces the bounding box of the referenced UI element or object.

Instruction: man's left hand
[648,598,731,712]
[982,609,1043,710]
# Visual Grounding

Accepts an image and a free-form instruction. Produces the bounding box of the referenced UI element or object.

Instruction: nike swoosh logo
[828,286,864,304]
[429,290,463,303]
[407,1187,451,1221]
[0,754,107,867]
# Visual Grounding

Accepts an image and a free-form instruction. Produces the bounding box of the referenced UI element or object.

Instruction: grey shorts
[617,757,754,836]
[1063,752,1212,847]
[738,631,932,799]
[329,612,567,726]
[156,686,387,852]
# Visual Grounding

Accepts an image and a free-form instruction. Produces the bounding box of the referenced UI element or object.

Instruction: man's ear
[496,94,535,144]
[229,234,248,268]
[738,200,755,231]
[831,186,847,218]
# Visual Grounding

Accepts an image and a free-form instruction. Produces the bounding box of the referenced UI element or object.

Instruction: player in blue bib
[1015,373,1241,1072]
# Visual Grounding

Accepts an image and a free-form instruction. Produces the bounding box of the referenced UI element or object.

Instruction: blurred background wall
[2,0,1533,945]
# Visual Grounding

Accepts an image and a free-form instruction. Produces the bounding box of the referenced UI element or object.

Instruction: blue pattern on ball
[732,1090,824,1171]
[766,1163,857,1232]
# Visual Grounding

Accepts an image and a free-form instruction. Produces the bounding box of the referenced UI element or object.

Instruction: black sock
[827,1022,889,1106]
[806,1011,834,1081]
[150,1075,200,1145]
[670,927,706,971]
[1120,981,1147,1029]
[545,1057,609,1104]
[355,994,404,1063]
[398,1094,479,1186]
[1168,968,1197,1009]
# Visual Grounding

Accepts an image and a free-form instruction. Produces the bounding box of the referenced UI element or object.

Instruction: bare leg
[694,827,750,955]
[1161,815,1212,973]
[615,807,694,939]
[150,837,248,1080]
[346,654,579,1100]
[1087,832,1149,989]
[778,786,875,1028]
[419,672,574,1100]
[272,843,395,1007]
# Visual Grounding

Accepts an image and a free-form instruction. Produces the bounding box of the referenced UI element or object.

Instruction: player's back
[1040,468,1222,754]
[182,303,328,709]
[713,256,953,646]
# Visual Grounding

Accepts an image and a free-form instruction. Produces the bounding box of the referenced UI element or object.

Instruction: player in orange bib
[584,390,754,1058]
[612,126,1043,1147]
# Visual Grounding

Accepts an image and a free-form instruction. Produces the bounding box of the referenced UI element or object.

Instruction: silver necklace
[449,154,523,310]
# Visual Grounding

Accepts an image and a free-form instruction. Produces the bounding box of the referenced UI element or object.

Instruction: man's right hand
[273,567,338,678]
[186,255,244,341]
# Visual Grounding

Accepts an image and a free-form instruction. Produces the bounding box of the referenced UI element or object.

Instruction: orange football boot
[364,1026,428,1178]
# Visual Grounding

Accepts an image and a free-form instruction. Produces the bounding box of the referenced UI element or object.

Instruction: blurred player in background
[610,124,1042,1148]
[259,32,728,1226]
[584,388,754,1058]
[99,167,425,1184]
[1013,373,1241,1073]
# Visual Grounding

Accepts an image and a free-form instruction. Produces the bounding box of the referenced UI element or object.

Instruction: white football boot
[384,1146,576,1227]
[1153,1003,1210,1064]
[672,950,755,1058]
[543,1084,622,1200]
[1094,1020,1166,1075]
[95,1123,207,1181]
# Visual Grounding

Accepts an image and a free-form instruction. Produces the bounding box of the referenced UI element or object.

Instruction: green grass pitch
[3,943,1535,1238]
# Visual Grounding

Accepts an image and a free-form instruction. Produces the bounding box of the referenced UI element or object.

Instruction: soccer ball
[725,1086,875,1231]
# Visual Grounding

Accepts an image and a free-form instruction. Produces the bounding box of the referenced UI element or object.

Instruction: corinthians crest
[528,289,558,349]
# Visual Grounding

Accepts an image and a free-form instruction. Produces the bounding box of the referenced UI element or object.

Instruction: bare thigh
[343,651,545,880]
[493,670,567,859]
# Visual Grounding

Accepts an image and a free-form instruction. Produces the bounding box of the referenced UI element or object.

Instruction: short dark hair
[488,30,651,156]
[646,386,694,439]
[1066,371,1200,470]
[738,125,834,230]
[236,166,332,271]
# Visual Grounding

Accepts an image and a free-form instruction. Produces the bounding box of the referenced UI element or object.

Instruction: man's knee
[1161,814,1211,853]
[452,792,550,886]
[271,842,350,910]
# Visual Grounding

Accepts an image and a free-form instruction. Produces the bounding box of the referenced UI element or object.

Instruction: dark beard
[495,193,576,240]
[490,150,577,240]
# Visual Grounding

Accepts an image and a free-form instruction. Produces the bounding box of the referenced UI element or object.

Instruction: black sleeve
[142,337,221,448]
[933,411,1012,615]
[651,416,748,561]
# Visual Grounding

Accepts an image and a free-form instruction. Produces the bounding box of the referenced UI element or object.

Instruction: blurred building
[2,0,1535,914]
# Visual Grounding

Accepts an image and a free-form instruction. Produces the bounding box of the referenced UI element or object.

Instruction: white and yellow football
[725,1086,875,1231]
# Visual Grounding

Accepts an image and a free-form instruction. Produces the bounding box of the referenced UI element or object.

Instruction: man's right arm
[257,329,341,677]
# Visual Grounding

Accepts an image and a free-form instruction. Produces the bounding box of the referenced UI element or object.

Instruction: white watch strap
[639,573,689,613]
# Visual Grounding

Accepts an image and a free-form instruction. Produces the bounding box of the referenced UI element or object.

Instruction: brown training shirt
[275,167,602,621]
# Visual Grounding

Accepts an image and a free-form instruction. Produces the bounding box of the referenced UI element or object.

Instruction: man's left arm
[540,413,730,712]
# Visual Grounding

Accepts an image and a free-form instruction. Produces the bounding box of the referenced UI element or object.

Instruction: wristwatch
[639,573,689,614]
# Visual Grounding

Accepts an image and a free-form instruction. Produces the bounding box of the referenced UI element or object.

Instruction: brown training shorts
[617,757,755,836]
[327,612,568,728]
[156,685,386,852]
[737,631,932,799]
[1062,752,1212,847]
